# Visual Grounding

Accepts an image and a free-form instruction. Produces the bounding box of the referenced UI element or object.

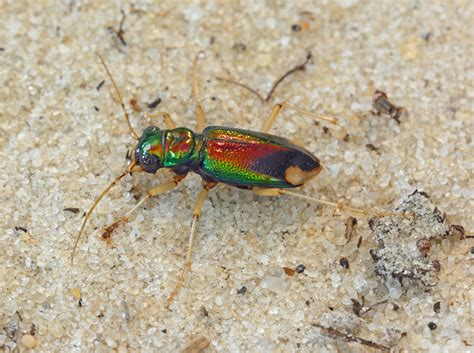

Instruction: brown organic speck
[200,305,209,317]
[417,238,431,257]
[284,266,296,276]
[345,217,357,243]
[357,236,363,248]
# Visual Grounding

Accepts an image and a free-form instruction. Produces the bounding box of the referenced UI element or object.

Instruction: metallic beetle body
[134,125,322,189]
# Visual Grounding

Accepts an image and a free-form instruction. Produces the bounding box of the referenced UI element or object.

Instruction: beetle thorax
[162,128,198,167]
[135,126,199,174]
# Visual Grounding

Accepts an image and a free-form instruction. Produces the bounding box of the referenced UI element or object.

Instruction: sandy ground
[1,1,473,352]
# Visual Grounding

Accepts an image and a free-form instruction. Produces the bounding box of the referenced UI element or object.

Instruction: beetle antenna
[97,54,140,140]
[70,162,140,265]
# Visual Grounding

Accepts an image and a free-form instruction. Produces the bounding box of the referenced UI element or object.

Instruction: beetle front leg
[145,112,177,129]
[101,176,184,244]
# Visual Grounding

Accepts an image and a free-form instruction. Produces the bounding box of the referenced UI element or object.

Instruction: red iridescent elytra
[135,126,322,189]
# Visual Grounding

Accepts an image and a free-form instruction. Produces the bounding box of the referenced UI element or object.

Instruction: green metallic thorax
[139,127,201,168]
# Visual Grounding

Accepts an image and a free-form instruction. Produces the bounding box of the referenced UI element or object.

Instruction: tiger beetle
[71,53,406,307]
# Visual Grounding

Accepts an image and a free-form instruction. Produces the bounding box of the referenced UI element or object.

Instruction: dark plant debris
[147,96,162,109]
[312,323,390,352]
[345,216,357,243]
[216,52,312,103]
[351,298,389,316]
[366,143,380,153]
[295,264,306,273]
[112,10,127,46]
[369,190,457,287]
[96,80,105,91]
[372,90,406,124]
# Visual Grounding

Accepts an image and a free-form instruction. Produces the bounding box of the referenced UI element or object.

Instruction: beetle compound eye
[139,153,160,173]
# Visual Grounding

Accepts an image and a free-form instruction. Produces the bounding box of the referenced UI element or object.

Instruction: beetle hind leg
[252,187,412,218]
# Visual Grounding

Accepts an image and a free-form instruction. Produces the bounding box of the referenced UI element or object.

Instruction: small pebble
[433,302,441,313]
[70,287,81,300]
[295,264,306,273]
[237,286,247,295]
[428,322,437,330]
[22,334,37,348]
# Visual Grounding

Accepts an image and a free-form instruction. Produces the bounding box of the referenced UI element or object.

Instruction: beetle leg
[166,181,217,308]
[195,104,206,133]
[192,51,206,132]
[145,112,177,129]
[252,187,412,218]
[261,102,338,133]
[101,175,185,244]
